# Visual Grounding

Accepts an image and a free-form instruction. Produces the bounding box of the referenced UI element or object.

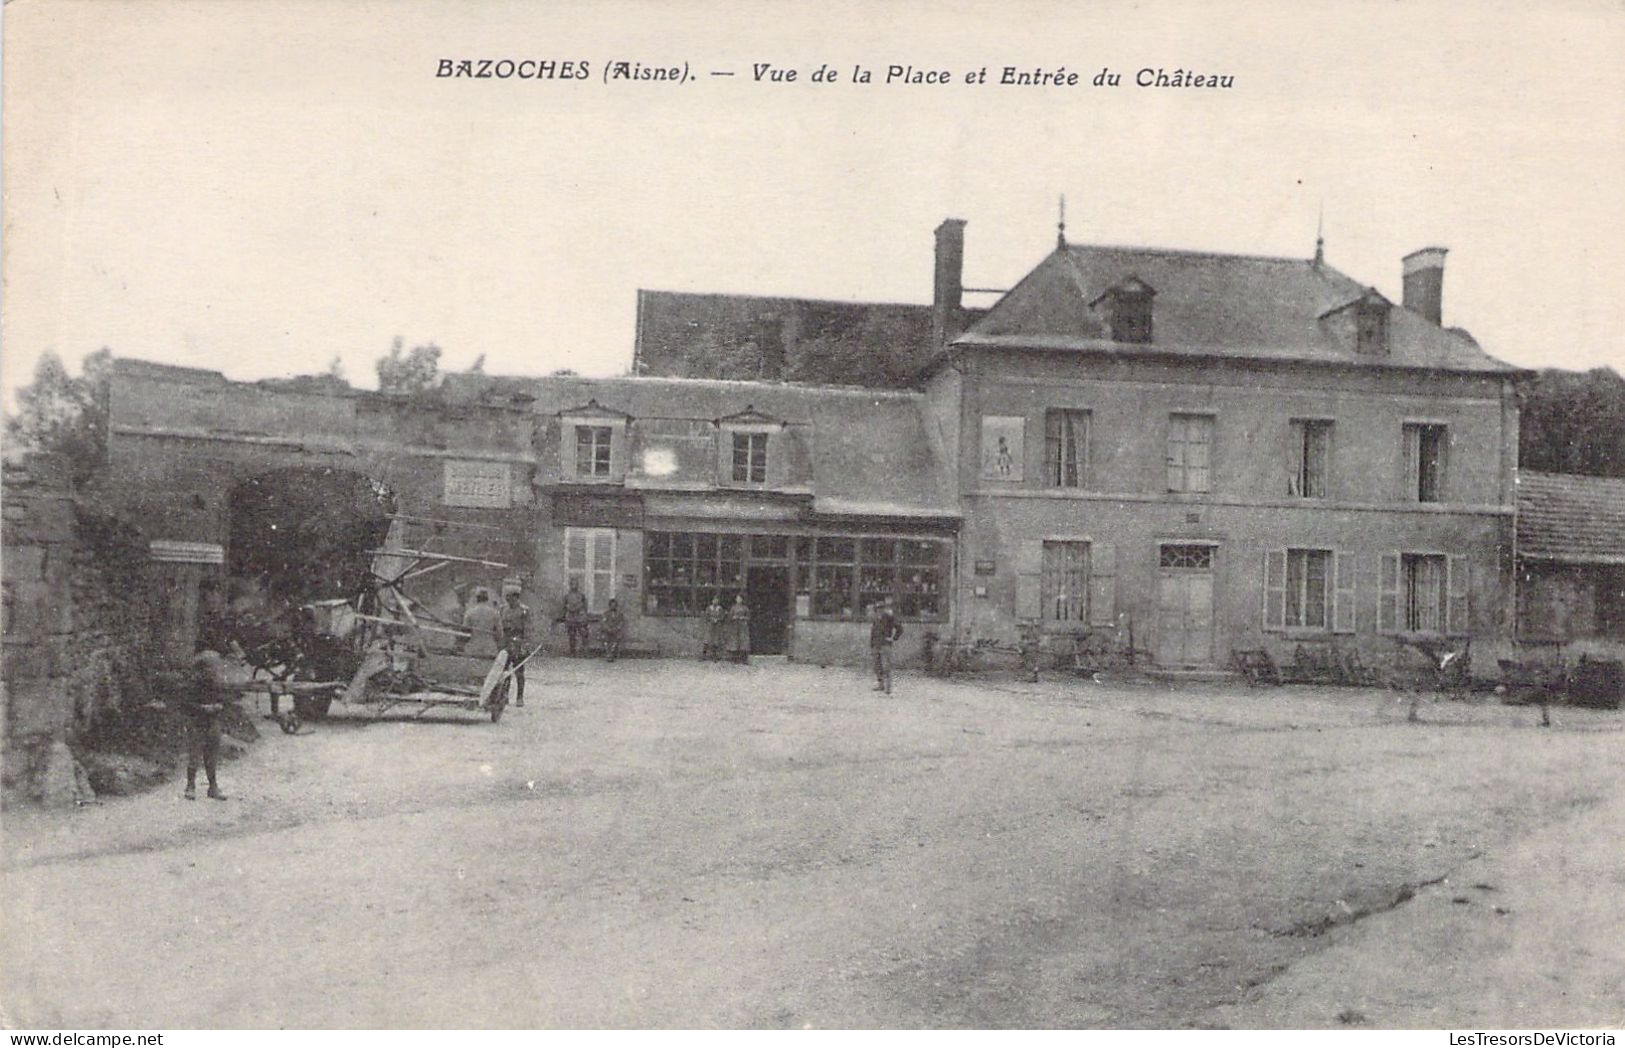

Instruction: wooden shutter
[1088,542,1117,627]
[1333,551,1357,633]
[607,421,628,482]
[1402,425,1421,502]
[1187,418,1212,493]
[560,422,577,480]
[1166,418,1185,491]
[1447,555,1471,636]
[1286,421,1305,497]
[1014,540,1043,621]
[1263,550,1286,631]
[716,427,732,486]
[1379,553,1401,633]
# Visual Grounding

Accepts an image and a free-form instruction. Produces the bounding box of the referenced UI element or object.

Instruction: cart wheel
[278,712,302,735]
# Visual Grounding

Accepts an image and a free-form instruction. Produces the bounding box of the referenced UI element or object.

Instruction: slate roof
[444,373,958,521]
[1516,470,1625,565]
[953,244,1523,374]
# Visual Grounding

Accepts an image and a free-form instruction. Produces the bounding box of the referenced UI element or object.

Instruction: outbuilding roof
[445,373,958,522]
[1516,470,1625,565]
[954,243,1523,375]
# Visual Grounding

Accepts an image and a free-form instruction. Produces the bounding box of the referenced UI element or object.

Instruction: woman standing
[727,594,751,665]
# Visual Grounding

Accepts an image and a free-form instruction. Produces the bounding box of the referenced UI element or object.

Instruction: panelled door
[1157,544,1215,667]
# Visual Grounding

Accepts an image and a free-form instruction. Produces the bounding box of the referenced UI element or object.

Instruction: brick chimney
[933,219,966,348]
[1402,247,1448,325]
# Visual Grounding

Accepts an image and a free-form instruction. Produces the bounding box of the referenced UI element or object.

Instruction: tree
[323,355,346,382]
[375,337,442,395]
[4,348,113,484]
[1520,367,1625,477]
[467,354,486,374]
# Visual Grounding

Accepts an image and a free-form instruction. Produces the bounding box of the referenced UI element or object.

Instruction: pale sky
[4,0,1623,403]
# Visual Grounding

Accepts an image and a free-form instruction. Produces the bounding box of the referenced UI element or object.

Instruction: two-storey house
[921,222,1526,669]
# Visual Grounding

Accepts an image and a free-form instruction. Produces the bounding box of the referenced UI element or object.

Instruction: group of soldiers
[461,578,631,702]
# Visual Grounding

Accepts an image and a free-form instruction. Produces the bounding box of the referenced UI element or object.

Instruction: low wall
[2,459,157,806]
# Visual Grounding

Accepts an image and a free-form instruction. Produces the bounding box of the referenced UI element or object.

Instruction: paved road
[3,661,1621,1028]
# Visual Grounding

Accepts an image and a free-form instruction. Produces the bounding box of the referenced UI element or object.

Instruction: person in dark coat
[869,597,904,695]
[561,578,589,656]
[500,586,531,707]
[600,598,626,662]
[180,649,230,800]
[727,594,751,664]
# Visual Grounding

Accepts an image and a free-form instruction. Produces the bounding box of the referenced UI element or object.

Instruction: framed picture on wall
[980,416,1025,482]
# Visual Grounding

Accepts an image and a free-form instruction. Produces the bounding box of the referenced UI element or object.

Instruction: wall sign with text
[443,460,512,508]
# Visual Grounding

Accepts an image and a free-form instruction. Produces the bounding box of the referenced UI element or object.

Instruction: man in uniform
[870,597,905,695]
[500,584,531,707]
[181,648,230,800]
[462,588,501,658]
[561,578,589,656]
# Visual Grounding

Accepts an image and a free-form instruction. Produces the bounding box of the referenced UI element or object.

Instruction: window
[574,425,613,478]
[1403,423,1448,502]
[1355,302,1389,355]
[731,431,768,484]
[564,527,616,613]
[645,531,743,615]
[1403,553,1446,632]
[1167,414,1213,493]
[1041,542,1090,623]
[1286,549,1330,628]
[643,531,945,620]
[1380,552,1468,635]
[1044,410,1089,488]
[1102,284,1153,343]
[1288,419,1332,498]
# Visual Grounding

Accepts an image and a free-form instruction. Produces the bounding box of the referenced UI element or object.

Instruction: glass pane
[900,539,939,564]
[592,535,612,571]
[646,532,670,558]
[813,565,854,617]
[670,532,693,558]
[755,534,788,560]
[696,534,718,559]
[861,538,896,563]
[718,535,743,558]
[818,537,855,562]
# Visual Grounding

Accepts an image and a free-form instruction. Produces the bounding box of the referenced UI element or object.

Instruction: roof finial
[1057,194,1068,250]
[1313,202,1325,267]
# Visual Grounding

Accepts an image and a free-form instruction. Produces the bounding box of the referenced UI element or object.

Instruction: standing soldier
[870,597,904,695]
[600,598,626,662]
[703,594,726,661]
[181,648,230,800]
[500,584,531,707]
[727,594,752,665]
[560,578,589,657]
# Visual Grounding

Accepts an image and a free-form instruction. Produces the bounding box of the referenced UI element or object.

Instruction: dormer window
[716,405,783,488]
[558,400,631,484]
[732,432,768,484]
[1091,277,1155,344]
[1355,298,1390,356]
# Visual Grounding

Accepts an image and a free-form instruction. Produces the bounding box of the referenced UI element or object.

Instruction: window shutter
[1166,419,1185,491]
[607,421,628,482]
[1263,550,1286,631]
[560,422,577,480]
[1379,553,1401,633]
[1287,421,1305,497]
[1187,419,1211,493]
[1402,425,1421,501]
[1447,555,1471,636]
[1333,551,1357,633]
[1088,542,1117,627]
[716,428,731,486]
[1014,540,1043,621]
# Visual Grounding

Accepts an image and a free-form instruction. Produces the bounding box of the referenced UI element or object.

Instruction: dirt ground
[2,659,1622,1029]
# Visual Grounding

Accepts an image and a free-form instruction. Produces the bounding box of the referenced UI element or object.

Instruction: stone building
[84,218,1533,674]
[922,225,1525,670]
[1514,470,1625,653]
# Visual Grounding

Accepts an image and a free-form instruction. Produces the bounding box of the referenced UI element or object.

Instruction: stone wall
[2,457,156,806]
